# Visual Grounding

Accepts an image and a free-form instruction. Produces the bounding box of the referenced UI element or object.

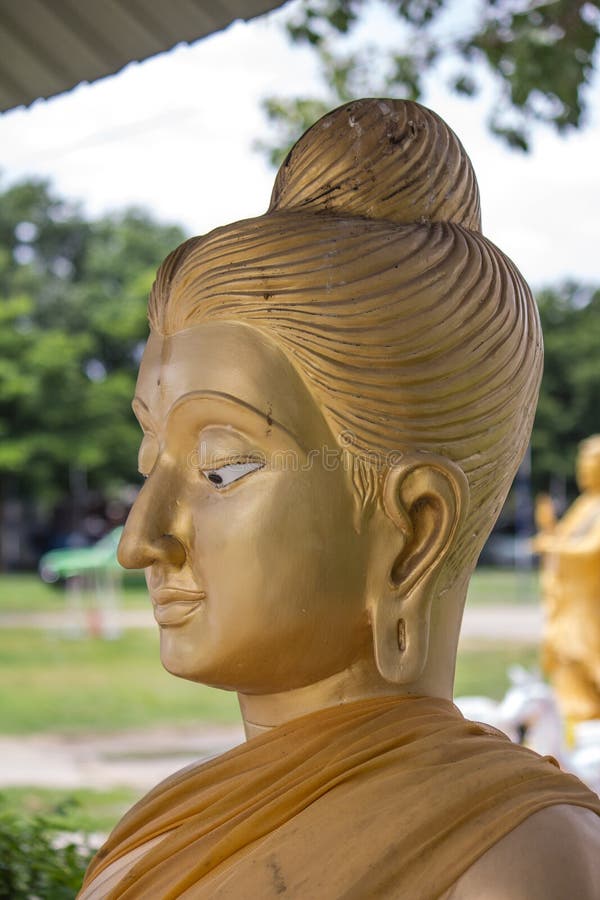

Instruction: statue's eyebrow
[165,390,308,453]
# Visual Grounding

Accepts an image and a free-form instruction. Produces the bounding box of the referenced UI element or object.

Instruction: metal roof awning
[0,0,286,113]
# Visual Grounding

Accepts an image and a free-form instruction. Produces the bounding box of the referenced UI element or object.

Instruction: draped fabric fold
[80,696,600,899]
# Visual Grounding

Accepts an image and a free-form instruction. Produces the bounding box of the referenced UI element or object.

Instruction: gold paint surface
[120,322,373,695]
[535,436,600,721]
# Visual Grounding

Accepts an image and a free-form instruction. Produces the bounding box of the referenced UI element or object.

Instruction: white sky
[0,1,598,289]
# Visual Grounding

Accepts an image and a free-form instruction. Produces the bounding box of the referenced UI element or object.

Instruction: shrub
[0,794,95,899]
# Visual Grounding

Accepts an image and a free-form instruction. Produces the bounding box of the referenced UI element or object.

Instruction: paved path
[459,603,543,643]
[0,724,245,790]
[0,608,154,631]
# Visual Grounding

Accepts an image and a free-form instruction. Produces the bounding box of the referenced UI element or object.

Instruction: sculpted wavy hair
[147,99,543,584]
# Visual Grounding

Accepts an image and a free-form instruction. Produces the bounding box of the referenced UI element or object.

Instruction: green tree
[532,282,600,495]
[0,178,184,549]
[259,0,600,164]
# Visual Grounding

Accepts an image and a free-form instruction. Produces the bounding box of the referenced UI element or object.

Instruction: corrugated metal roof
[0,0,286,112]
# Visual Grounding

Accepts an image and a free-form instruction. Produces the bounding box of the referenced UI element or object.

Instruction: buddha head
[576,435,600,493]
[118,99,542,703]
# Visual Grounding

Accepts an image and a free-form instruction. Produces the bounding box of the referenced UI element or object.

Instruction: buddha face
[117,321,373,693]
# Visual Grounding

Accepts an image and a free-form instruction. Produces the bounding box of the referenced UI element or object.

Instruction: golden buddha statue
[80,100,600,899]
[535,436,600,722]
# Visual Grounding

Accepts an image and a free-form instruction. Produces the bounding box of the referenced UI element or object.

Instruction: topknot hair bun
[269,98,481,231]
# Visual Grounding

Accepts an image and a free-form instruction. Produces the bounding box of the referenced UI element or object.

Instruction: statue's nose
[117,467,187,570]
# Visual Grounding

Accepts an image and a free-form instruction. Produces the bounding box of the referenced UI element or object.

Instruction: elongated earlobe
[370,453,468,684]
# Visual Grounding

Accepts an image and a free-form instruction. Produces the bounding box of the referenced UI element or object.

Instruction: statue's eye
[202,461,264,489]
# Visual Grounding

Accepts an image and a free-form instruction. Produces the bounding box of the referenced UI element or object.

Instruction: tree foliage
[533,282,600,494]
[0,177,184,510]
[259,0,600,165]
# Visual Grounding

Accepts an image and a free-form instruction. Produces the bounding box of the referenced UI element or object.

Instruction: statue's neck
[237,580,467,739]
[237,654,449,740]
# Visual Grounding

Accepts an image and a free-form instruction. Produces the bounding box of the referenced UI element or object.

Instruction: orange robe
[80,696,600,899]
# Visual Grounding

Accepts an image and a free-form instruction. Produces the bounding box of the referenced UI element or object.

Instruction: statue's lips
[152,588,206,626]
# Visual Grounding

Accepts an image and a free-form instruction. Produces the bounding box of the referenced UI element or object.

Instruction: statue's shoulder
[444,804,600,900]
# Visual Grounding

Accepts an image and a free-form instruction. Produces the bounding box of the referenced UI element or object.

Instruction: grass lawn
[0,785,140,835]
[465,566,540,606]
[0,626,538,734]
[0,629,240,734]
[0,572,149,613]
[455,641,539,698]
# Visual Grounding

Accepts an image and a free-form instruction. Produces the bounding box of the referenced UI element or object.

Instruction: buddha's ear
[370,452,469,684]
